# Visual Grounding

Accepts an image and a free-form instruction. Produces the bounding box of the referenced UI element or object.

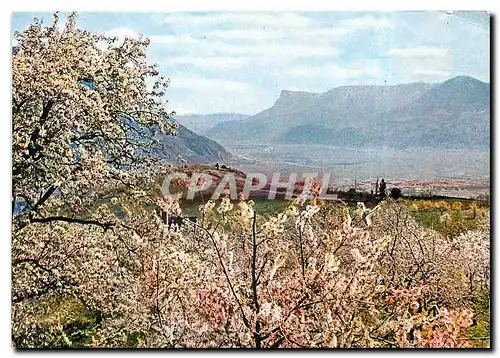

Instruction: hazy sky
[12,11,490,115]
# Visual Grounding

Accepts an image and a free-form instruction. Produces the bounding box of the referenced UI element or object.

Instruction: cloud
[147,34,202,46]
[289,61,383,80]
[170,76,254,92]
[141,14,395,73]
[167,76,269,114]
[170,105,198,115]
[387,54,452,82]
[413,68,452,78]
[156,13,394,34]
[198,15,392,43]
[301,27,352,38]
[160,56,250,69]
[156,12,311,29]
[217,43,338,58]
[385,45,452,81]
[387,46,448,58]
[340,16,395,31]
[142,14,395,111]
[148,35,339,63]
[105,27,139,39]
[207,29,284,41]
[206,26,351,43]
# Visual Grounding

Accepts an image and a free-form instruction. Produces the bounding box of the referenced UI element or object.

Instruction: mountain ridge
[206,76,490,149]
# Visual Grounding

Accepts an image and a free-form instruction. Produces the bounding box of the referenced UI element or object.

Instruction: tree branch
[30,215,114,231]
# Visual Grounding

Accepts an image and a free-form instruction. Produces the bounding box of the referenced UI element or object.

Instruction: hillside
[207,76,490,149]
[156,124,232,163]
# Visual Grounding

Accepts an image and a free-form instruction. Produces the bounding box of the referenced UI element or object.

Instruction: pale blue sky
[12,11,490,115]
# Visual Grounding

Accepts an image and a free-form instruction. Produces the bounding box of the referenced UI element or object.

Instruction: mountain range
[205,76,490,149]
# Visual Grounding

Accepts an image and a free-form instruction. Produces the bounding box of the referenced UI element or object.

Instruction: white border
[1,1,496,356]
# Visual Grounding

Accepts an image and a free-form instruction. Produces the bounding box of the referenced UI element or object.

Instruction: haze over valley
[174,76,490,185]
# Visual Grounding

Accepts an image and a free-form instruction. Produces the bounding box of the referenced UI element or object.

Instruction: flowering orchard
[12,192,490,347]
[11,13,490,348]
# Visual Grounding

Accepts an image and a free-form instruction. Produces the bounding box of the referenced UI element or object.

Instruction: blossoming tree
[11,12,177,347]
[126,196,488,348]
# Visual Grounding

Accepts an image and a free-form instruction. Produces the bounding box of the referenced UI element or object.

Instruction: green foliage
[467,294,490,348]
[14,295,102,348]
[406,199,487,238]
[126,331,147,348]
[252,198,289,217]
